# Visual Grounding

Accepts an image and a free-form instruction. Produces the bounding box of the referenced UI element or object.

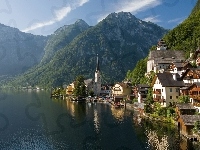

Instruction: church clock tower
[94,54,101,96]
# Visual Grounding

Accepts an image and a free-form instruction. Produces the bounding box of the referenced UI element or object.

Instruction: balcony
[193,102,200,107]
[190,95,200,100]
[153,90,161,95]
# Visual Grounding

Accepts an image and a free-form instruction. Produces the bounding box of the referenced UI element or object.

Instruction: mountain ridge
[6,12,168,88]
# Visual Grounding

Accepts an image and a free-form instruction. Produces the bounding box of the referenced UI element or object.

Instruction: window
[170,96,172,99]
[176,96,178,99]
[162,89,163,92]
[170,88,172,92]
[176,88,179,92]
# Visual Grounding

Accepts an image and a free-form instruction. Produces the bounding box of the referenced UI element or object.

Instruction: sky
[0,0,197,36]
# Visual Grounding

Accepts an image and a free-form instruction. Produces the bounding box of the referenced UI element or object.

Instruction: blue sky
[0,0,197,36]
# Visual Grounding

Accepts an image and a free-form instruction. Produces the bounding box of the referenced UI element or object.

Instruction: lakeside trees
[73,75,87,97]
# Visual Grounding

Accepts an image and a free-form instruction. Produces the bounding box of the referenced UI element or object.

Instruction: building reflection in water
[93,108,100,134]
[110,106,125,121]
[146,130,169,150]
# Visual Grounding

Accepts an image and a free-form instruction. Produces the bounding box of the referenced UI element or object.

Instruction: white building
[152,72,185,107]
[147,39,185,74]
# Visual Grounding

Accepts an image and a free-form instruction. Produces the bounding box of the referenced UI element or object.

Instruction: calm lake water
[0,90,198,150]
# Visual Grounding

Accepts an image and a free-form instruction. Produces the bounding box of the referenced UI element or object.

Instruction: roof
[176,103,196,110]
[84,78,93,85]
[180,115,200,126]
[148,50,185,60]
[181,68,200,80]
[156,72,185,87]
[116,82,132,88]
[137,84,150,88]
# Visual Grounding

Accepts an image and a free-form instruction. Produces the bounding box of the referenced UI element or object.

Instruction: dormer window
[172,57,175,59]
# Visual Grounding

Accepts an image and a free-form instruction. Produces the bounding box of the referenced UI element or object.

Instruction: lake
[0,90,198,150]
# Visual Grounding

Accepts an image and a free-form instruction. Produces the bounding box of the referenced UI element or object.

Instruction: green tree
[193,120,200,133]
[125,58,147,85]
[178,95,190,103]
[89,90,94,97]
[73,75,87,97]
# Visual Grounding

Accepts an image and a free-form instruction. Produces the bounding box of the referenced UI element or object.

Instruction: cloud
[168,17,185,24]
[22,0,89,32]
[143,15,161,23]
[116,0,161,13]
[97,0,162,22]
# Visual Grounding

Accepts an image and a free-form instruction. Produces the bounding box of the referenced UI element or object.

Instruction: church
[84,54,102,96]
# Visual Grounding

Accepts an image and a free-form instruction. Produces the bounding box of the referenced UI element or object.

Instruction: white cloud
[168,17,185,24]
[116,0,161,13]
[97,0,162,23]
[22,0,89,32]
[143,15,161,23]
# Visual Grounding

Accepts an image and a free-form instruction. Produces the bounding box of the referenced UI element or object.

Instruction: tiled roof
[176,103,196,110]
[137,84,150,88]
[148,50,185,60]
[157,72,185,87]
[181,68,200,80]
[180,115,200,126]
[84,78,93,85]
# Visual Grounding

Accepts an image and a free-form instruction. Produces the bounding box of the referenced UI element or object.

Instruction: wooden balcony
[153,90,161,94]
[193,102,200,107]
[190,95,200,100]
[153,97,165,102]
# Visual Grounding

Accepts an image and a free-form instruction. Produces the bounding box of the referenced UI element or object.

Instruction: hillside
[7,12,167,88]
[163,0,200,57]
[0,24,47,77]
[125,0,200,85]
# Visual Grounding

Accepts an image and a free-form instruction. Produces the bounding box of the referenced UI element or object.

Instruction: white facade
[94,55,101,96]
[153,78,180,107]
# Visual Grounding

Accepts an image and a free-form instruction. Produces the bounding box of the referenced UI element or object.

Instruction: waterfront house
[112,82,132,97]
[147,39,185,74]
[182,82,200,112]
[100,84,113,97]
[175,103,196,117]
[178,115,200,136]
[152,72,185,107]
[134,84,150,103]
[66,82,75,95]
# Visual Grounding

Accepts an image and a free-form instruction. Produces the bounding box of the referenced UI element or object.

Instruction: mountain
[124,0,200,87]
[163,0,200,57]
[0,23,48,77]
[7,12,168,88]
[41,19,90,64]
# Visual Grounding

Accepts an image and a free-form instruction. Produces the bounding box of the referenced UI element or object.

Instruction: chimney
[172,73,177,81]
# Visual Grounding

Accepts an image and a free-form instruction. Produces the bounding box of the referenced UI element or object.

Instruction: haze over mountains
[3,12,167,88]
[0,23,48,77]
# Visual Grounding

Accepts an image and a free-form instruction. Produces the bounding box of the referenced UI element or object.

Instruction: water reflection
[110,106,125,121]
[93,108,100,134]
[1,90,199,150]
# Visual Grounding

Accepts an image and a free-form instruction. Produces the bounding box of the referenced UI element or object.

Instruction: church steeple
[94,54,101,96]
[96,54,100,71]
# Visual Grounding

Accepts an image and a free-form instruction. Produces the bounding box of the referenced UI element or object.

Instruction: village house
[175,103,196,117]
[134,84,150,103]
[178,115,200,136]
[181,68,200,84]
[100,84,113,97]
[169,61,192,76]
[152,72,185,107]
[112,82,132,97]
[147,39,185,74]
[180,82,200,112]
[66,82,75,95]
